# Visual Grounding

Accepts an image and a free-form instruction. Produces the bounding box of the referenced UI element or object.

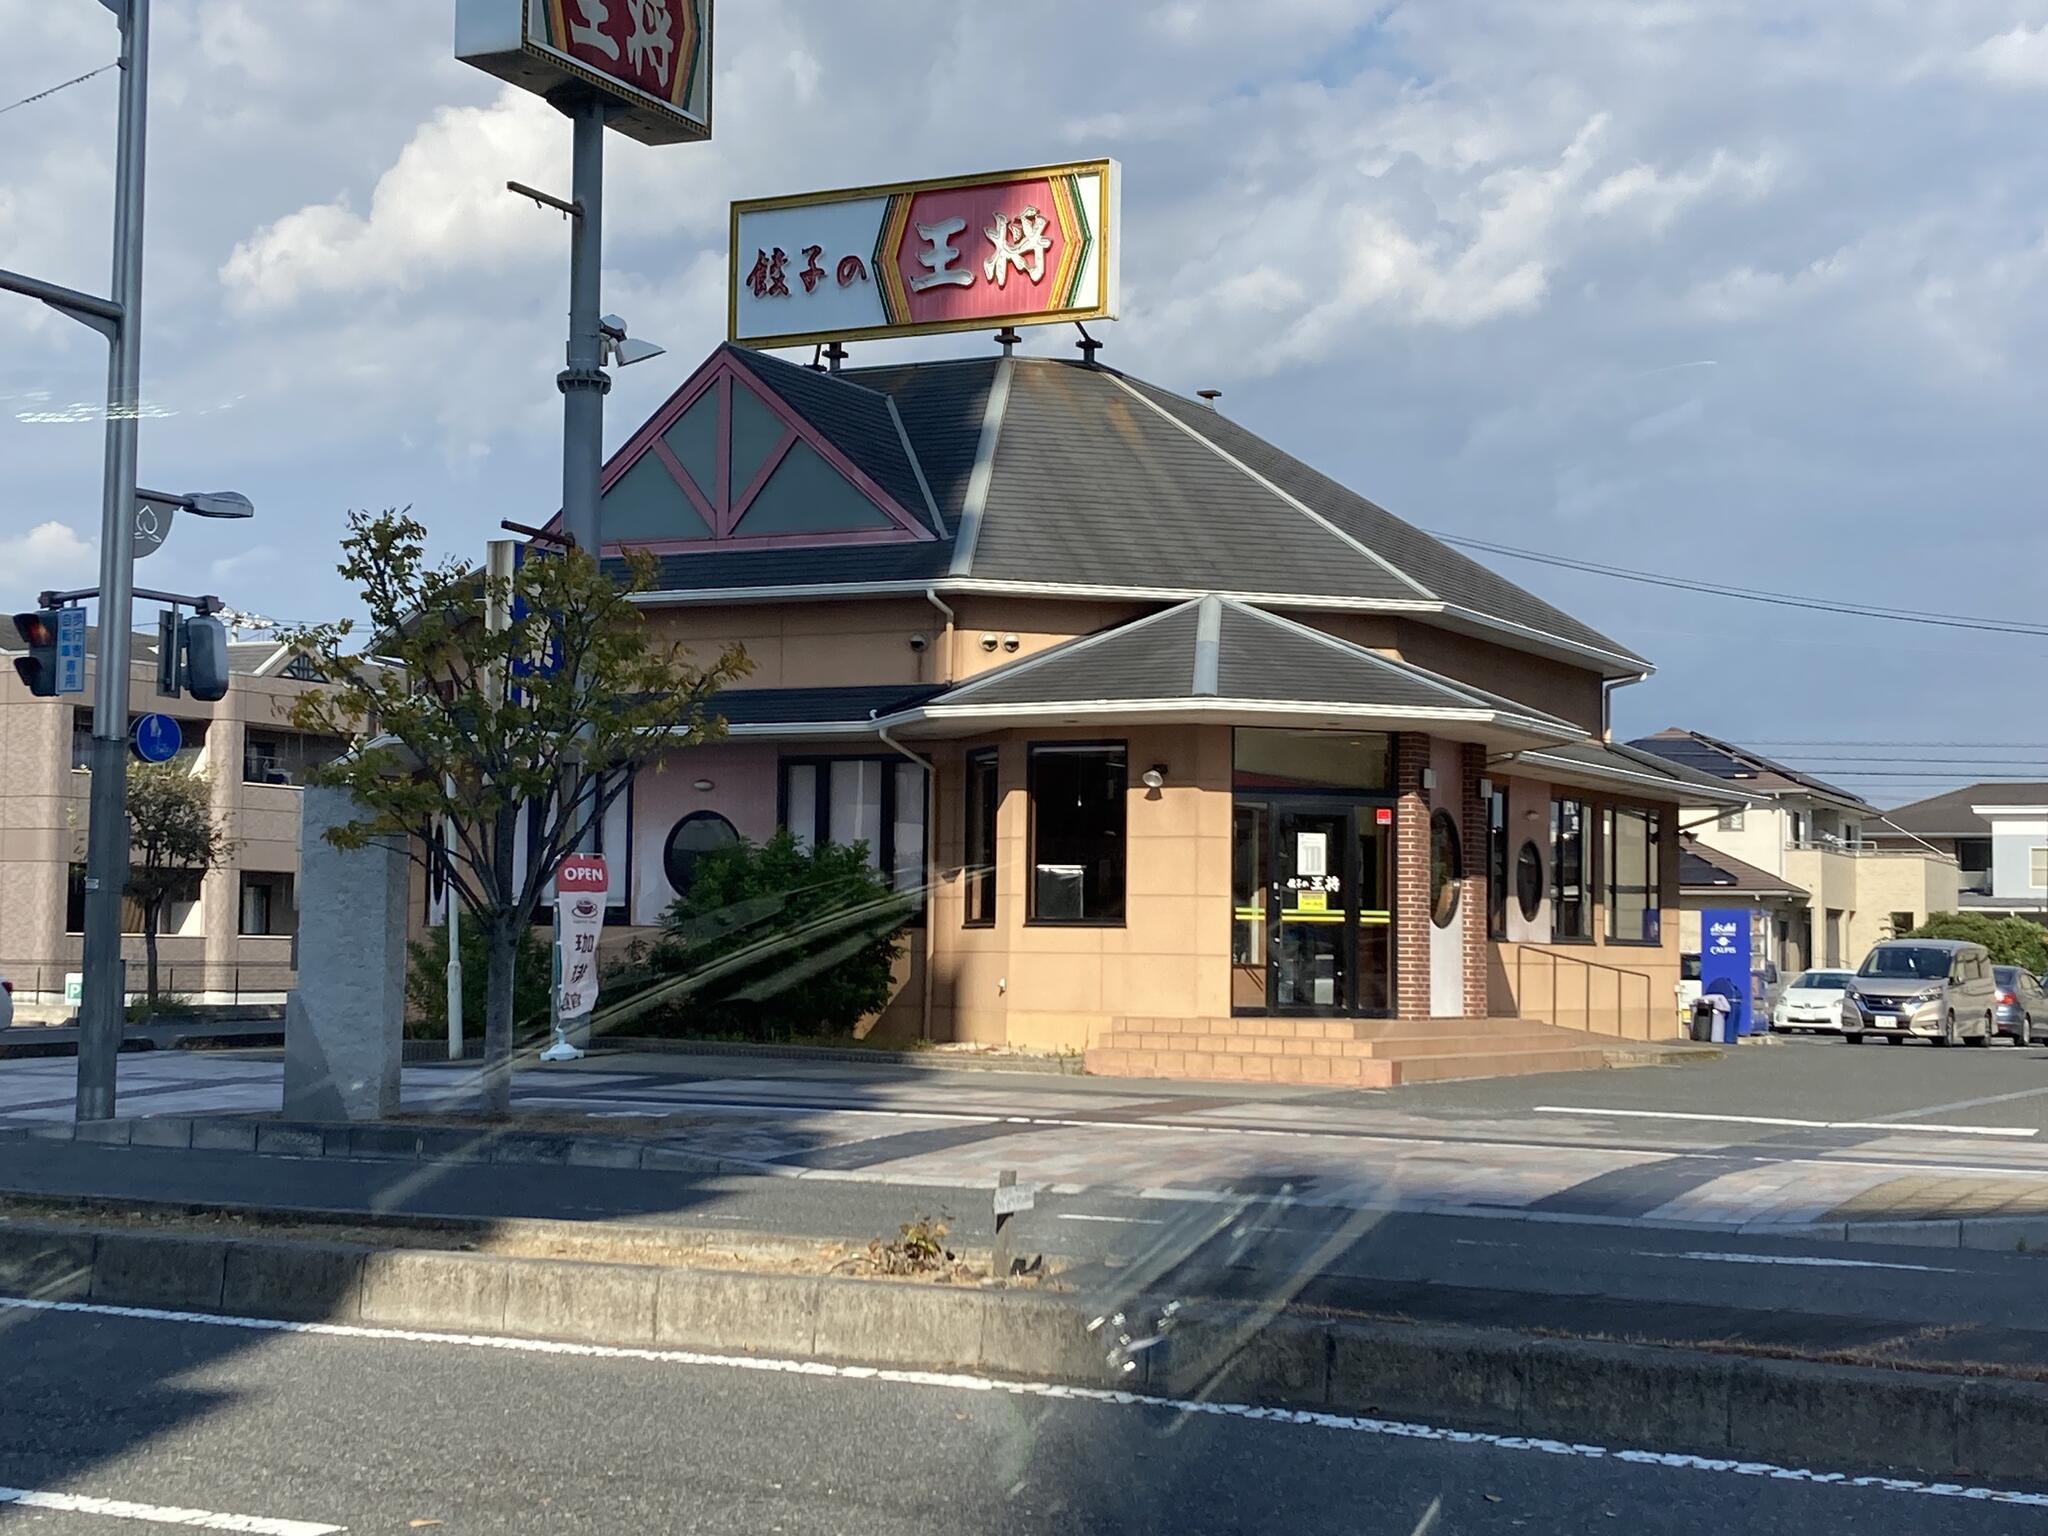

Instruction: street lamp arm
[0,265,124,333]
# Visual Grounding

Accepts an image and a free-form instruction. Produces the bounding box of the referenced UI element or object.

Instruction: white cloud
[1965,24,2048,88]
[1585,147,1780,234]
[0,521,96,602]
[219,88,564,312]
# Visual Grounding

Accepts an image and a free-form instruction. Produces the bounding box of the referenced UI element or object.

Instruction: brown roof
[1867,783,2048,841]
[1679,833,1806,898]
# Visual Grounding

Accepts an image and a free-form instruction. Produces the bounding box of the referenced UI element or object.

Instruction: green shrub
[404,921,554,1041]
[1906,912,2048,973]
[607,830,910,1042]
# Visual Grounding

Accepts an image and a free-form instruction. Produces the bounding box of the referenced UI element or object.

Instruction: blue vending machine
[1700,908,1753,1038]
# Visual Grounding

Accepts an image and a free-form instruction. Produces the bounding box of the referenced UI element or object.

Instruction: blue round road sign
[131,712,182,764]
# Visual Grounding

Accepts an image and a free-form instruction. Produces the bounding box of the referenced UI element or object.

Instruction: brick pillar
[1459,742,1490,1019]
[1394,733,1432,1020]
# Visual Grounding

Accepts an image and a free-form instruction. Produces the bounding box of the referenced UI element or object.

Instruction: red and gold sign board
[456,0,711,146]
[730,160,1120,350]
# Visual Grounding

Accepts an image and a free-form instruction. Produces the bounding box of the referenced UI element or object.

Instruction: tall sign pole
[77,0,153,1120]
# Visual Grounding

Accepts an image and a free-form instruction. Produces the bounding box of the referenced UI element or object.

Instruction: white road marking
[0,1485,342,1534]
[1640,1251,1960,1274]
[1534,1106,2037,1138]
[5,1297,2045,1512]
[1872,1084,2048,1123]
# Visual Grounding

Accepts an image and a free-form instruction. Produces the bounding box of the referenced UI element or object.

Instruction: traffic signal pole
[77,0,152,1120]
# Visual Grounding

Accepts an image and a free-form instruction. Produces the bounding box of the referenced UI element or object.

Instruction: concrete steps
[1085,1015,1614,1087]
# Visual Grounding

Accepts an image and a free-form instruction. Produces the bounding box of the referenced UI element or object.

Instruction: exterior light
[1141,766,1166,790]
[693,778,715,792]
[599,313,665,368]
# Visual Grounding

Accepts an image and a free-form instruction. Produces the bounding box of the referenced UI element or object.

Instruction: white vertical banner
[556,853,608,1019]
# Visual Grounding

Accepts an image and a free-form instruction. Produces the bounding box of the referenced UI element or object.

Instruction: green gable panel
[732,440,894,536]
[601,453,710,543]
[728,381,785,492]
[661,391,718,498]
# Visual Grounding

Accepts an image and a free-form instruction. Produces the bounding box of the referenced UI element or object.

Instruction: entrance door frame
[1234,790,1398,1018]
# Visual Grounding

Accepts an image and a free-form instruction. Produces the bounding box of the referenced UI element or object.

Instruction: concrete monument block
[283,785,407,1121]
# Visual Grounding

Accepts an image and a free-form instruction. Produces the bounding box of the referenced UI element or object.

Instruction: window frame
[1550,796,1591,943]
[1603,803,1663,946]
[777,753,929,921]
[1486,787,1508,940]
[1717,805,1745,832]
[962,747,998,928]
[1025,740,1128,928]
[2032,846,2048,890]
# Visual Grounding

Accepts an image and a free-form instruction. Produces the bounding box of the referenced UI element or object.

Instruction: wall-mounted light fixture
[1420,768,1436,791]
[1478,777,1494,799]
[693,779,715,792]
[1141,764,1167,790]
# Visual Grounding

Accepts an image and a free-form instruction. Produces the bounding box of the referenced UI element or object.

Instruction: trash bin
[1690,998,1718,1042]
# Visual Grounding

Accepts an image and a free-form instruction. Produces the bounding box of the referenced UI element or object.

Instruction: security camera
[908,632,929,652]
[979,632,999,651]
[1002,633,1020,652]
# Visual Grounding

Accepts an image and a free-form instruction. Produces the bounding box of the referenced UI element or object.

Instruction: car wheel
[1886,1033,1905,1045]
[1969,1012,1993,1046]
[1844,1032,1863,1045]
[2026,1014,2036,1047]
[1939,1011,1958,1047]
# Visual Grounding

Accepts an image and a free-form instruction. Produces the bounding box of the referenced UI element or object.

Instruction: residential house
[1865,783,2048,923]
[1630,728,1958,971]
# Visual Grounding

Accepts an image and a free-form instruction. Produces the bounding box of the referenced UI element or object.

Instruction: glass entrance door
[1271,807,1349,1012]
[1233,796,1397,1016]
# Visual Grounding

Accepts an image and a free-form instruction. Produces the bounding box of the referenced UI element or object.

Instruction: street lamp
[598,314,664,368]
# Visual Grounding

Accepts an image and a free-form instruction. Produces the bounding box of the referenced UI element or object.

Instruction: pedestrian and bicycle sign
[130,712,182,764]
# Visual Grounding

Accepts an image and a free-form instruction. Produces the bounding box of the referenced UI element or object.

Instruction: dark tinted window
[1028,744,1126,924]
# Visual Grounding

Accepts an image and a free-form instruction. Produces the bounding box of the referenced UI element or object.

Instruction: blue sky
[4,1,2046,804]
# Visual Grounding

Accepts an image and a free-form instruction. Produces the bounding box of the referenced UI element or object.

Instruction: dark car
[1992,966,2048,1045]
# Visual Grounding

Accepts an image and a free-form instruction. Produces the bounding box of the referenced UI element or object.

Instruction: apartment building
[0,629,343,1005]
[1631,728,1958,972]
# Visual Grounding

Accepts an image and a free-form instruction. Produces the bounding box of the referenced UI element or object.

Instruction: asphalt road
[1,1302,2040,1534]
[6,1139,2047,1373]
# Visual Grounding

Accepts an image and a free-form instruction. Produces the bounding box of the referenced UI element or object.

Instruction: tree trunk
[142,898,161,1016]
[480,916,518,1116]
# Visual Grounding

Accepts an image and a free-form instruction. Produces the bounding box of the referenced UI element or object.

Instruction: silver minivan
[1843,939,1998,1046]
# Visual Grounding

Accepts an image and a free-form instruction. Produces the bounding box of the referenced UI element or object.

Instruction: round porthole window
[1515,840,1544,922]
[1430,811,1462,929]
[663,811,739,897]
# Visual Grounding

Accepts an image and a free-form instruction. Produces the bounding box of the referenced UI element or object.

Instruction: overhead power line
[0,60,117,119]
[1745,741,2048,750]
[1432,531,2048,640]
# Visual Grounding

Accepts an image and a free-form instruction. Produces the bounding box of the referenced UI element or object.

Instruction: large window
[963,749,998,927]
[1550,797,1588,941]
[67,863,202,936]
[2032,847,2048,890]
[239,872,298,937]
[1028,743,1126,924]
[1605,805,1662,944]
[779,756,928,913]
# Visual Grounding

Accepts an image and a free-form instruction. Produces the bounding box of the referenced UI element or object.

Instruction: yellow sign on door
[1298,889,1328,914]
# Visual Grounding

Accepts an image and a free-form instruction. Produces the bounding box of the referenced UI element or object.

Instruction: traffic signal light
[181,614,230,703]
[10,609,60,697]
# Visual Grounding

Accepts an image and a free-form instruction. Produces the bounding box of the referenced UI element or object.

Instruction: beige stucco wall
[923,723,1233,1053]
[1843,850,1962,962]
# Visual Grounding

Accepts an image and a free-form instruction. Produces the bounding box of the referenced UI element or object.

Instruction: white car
[1771,968,1856,1033]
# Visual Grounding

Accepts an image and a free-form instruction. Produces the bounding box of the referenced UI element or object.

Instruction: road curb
[0,1219,2037,1483]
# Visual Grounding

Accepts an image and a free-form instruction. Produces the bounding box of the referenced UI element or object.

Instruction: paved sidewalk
[10,1046,2048,1235]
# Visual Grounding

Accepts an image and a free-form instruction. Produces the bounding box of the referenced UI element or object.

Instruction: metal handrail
[1513,944,1657,1041]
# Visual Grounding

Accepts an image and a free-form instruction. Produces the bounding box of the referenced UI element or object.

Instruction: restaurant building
[555,331,1745,1085]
